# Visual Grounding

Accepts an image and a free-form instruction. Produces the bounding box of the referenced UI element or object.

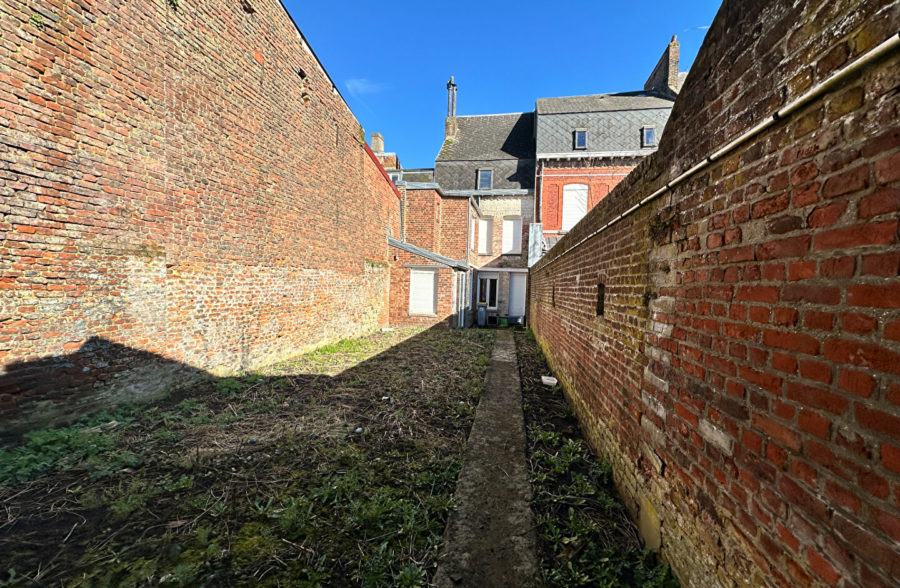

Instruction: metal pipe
[540,32,900,266]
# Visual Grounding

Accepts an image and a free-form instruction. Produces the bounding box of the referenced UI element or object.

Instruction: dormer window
[477,169,493,190]
[641,126,657,148]
[573,129,587,150]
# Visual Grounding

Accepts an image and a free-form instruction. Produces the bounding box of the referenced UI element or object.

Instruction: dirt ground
[514,329,678,587]
[0,327,494,587]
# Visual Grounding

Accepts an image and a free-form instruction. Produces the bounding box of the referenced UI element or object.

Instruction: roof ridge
[455,111,530,118]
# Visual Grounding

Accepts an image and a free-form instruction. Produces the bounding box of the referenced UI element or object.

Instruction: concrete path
[434,330,539,587]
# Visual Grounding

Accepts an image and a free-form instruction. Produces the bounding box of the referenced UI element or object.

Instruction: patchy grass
[514,329,678,587]
[0,327,495,586]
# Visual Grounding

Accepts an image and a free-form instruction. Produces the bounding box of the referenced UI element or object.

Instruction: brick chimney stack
[644,36,683,99]
[371,132,385,153]
[444,76,458,140]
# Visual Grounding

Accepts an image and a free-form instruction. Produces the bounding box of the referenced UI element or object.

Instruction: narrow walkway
[434,330,538,587]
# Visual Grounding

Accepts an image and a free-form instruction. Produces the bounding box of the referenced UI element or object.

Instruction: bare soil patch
[0,327,494,587]
[514,329,678,587]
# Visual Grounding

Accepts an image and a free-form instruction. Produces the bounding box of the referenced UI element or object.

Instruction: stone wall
[529,1,900,586]
[0,0,400,431]
[476,195,533,270]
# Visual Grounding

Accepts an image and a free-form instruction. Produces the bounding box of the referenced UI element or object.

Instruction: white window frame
[478,218,493,255]
[641,126,657,148]
[502,217,522,255]
[408,268,438,316]
[573,128,587,150]
[562,184,588,232]
[477,169,493,190]
[477,273,499,310]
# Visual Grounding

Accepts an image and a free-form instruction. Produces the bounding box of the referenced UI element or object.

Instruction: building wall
[539,164,635,233]
[529,1,900,586]
[438,197,470,262]
[0,0,399,431]
[404,189,441,253]
[388,251,457,328]
[475,195,534,270]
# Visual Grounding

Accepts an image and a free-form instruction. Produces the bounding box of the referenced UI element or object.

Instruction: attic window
[574,129,587,150]
[477,169,493,190]
[642,127,657,148]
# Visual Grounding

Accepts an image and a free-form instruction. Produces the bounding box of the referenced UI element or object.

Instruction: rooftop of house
[436,112,535,162]
[535,91,674,115]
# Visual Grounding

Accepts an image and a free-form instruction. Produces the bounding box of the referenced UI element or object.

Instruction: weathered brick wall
[438,197,470,262]
[0,0,400,431]
[404,189,441,253]
[539,163,634,233]
[529,1,900,586]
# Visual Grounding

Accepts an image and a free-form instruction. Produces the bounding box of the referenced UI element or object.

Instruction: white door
[562,184,588,231]
[509,273,526,317]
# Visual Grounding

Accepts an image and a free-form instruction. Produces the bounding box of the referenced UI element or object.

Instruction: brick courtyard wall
[539,163,634,234]
[529,1,900,586]
[0,0,400,431]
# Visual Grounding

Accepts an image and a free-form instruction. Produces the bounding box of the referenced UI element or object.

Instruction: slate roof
[535,107,671,155]
[401,169,434,182]
[388,238,467,270]
[536,91,674,115]
[436,112,535,162]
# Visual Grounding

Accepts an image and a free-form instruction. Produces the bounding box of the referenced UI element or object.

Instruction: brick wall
[438,197,470,262]
[0,0,400,431]
[388,251,457,327]
[529,1,900,586]
[539,163,634,233]
[404,189,441,253]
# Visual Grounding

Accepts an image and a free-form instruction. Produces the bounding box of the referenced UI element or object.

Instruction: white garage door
[409,269,438,315]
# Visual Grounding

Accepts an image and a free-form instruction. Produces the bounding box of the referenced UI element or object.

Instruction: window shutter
[502,218,522,254]
[478,219,492,254]
[409,269,437,315]
[562,184,588,231]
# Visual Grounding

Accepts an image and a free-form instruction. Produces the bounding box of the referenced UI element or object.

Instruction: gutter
[543,32,900,266]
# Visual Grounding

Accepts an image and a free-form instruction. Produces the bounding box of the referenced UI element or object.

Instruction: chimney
[371,132,385,153]
[643,36,682,98]
[444,76,458,140]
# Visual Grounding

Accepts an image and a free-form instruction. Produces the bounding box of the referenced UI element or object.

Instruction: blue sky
[287,1,722,168]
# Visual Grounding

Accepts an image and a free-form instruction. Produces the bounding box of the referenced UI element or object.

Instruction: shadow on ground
[0,326,495,587]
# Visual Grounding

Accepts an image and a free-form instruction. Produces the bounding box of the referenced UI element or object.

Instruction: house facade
[377,38,684,329]
[535,36,683,251]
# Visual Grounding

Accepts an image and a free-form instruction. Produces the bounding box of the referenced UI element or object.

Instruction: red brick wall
[439,197,470,262]
[529,1,900,586]
[539,164,633,233]
[0,0,399,431]
[404,189,441,253]
[388,251,457,327]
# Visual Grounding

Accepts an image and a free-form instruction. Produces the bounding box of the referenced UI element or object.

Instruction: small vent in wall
[297,67,307,81]
[597,283,605,316]
[239,0,255,13]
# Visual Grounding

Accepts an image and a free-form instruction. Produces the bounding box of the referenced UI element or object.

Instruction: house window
[478,275,498,309]
[389,173,400,184]
[573,129,587,150]
[409,268,438,315]
[478,218,493,255]
[642,127,657,148]
[477,169,493,190]
[561,184,588,231]
[502,217,522,255]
